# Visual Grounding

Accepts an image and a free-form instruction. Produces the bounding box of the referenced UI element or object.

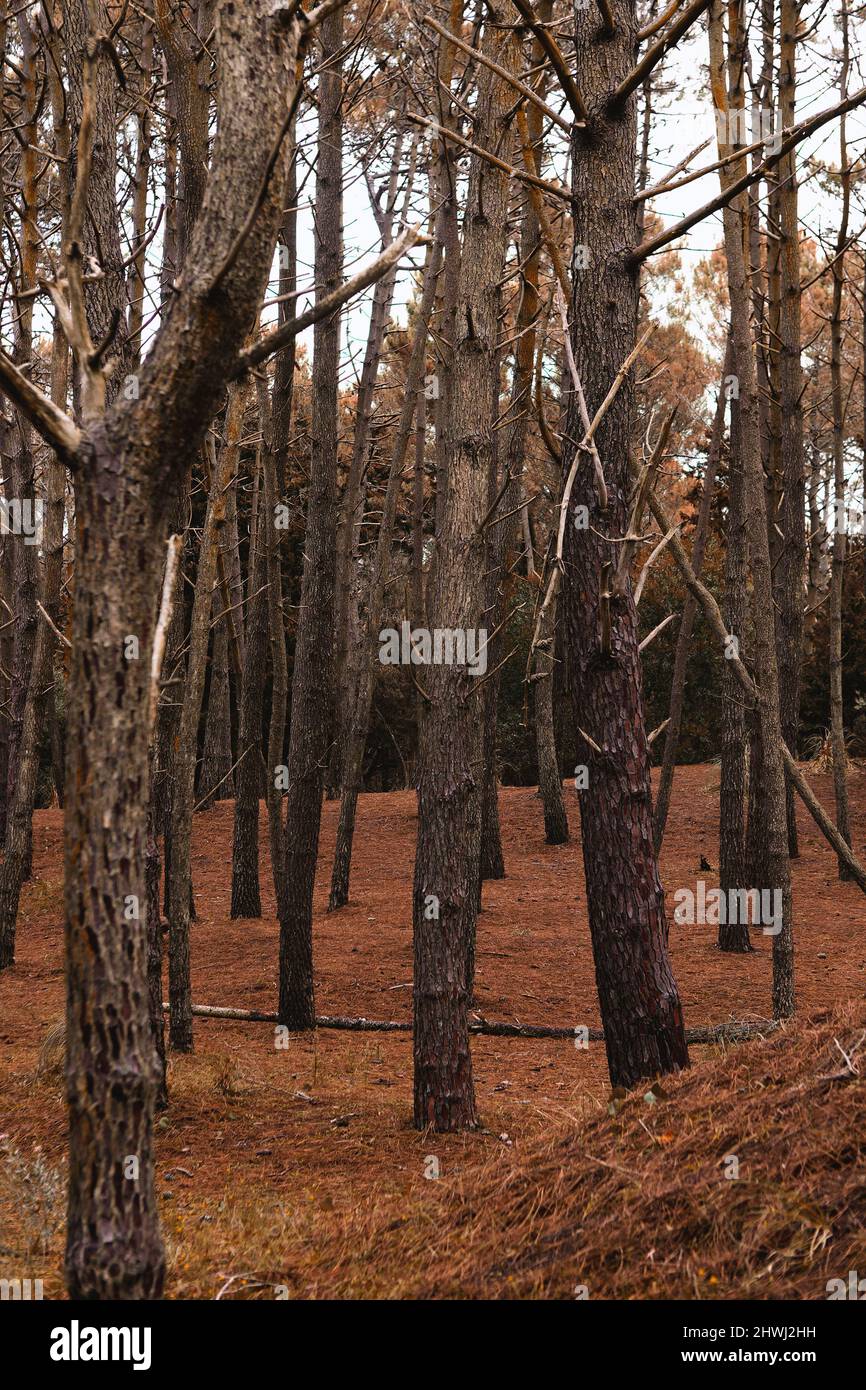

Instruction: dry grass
[35,1017,65,1082]
[4,1005,866,1299]
[157,1003,866,1299]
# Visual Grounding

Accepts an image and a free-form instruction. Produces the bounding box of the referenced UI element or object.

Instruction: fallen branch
[166,1001,779,1045]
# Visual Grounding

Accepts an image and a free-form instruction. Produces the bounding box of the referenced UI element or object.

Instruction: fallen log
[163,1002,778,1045]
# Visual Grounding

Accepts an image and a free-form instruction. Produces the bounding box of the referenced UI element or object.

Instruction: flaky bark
[61,0,303,1301]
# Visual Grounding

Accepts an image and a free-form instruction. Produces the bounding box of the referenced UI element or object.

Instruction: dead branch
[421,15,572,135]
[609,0,712,113]
[235,221,427,376]
[510,0,587,123]
[162,1001,780,1046]
[631,82,866,263]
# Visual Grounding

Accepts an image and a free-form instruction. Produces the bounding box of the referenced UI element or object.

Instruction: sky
[278,3,866,392]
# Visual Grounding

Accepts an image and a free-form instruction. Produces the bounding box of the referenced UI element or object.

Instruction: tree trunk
[535,581,569,846]
[774,0,806,860]
[413,24,514,1131]
[560,1,689,1090]
[171,391,245,1049]
[711,0,793,1012]
[654,342,730,853]
[278,5,344,1025]
[828,2,852,880]
[328,129,411,798]
[230,448,268,918]
[64,438,167,1299]
[718,396,753,951]
[328,231,443,912]
[61,0,302,1298]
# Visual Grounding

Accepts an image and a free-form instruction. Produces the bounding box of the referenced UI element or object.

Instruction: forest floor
[1,764,865,1298]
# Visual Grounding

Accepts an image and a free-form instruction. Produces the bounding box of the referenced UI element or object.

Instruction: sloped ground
[381,1001,866,1299]
[1,765,865,1297]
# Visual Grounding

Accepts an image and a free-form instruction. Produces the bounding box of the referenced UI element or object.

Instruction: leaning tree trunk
[328,128,410,799]
[328,229,444,912]
[560,2,689,1090]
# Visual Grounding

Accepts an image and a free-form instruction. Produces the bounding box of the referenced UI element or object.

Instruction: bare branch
[638,0,684,41]
[609,0,711,113]
[406,111,571,202]
[510,0,587,123]
[234,221,428,377]
[421,14,572,134]
[0,350,81,458]
[631,83,866,263]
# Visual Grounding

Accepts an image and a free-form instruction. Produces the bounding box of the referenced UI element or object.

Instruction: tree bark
[560,1,689,1091]
[278,5,344,1025]
[828,2,852,880]
[230,447,268,918]
[61,0,302,1300]
[654,341,730,854]
[413,24,514,1130]
[170,389,246,1050]
[718,396,753,951]
[773,0,806,859]
[711,0,793,1011]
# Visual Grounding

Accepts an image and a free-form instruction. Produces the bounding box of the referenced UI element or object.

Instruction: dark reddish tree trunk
[561,1,689,1090]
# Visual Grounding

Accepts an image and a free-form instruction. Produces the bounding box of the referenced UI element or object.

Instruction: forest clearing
[2,766,866,1300]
